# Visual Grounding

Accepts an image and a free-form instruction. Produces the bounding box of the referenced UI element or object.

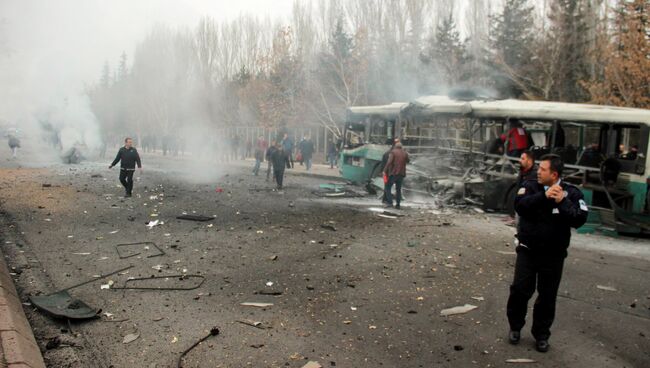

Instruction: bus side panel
[628,181,648,213]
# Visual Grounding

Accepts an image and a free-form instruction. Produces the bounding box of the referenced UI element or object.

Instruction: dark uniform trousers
[507,246,564,340]
[119,169,135,195]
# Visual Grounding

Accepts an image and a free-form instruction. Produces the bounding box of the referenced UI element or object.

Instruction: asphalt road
[0,150,648,368]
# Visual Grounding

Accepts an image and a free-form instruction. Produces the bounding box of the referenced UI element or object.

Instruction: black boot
[508,330,521,345]
[535,339,549,352]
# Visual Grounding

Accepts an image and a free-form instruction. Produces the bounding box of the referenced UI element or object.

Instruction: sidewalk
[231,158,344,182]
[0,250,46,368]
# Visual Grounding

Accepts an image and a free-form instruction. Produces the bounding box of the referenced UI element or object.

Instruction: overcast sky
[0,0,294,121]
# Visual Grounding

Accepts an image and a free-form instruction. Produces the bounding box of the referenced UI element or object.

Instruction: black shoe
[508,330,521,345]
[125,194,132,198]
[535,339,549,352]
[395,204,401,210]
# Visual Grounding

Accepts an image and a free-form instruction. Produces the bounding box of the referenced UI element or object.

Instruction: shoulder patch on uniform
[517,187,526,195]
[579,199,588,211]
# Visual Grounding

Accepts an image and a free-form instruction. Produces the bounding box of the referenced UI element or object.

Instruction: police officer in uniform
[109,137,142,197]
[507,154,588,352]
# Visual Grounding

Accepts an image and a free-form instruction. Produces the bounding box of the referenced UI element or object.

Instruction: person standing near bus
[109,137,142,198]
[507,154,588,352]
[383,141,409,209]
[502,120,530,157]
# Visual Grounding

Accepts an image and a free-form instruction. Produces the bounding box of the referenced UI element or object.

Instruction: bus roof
[470,99,650,125]
[348,96,650,125]
[410,96,650,125]
[348,102,407,118]
[408,95,473,115]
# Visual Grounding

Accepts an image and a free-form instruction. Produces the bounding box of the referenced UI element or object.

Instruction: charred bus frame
[342,96,650,235]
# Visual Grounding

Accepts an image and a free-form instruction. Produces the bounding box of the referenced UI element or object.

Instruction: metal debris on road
[440,304,478,316]
[115,241,164,259]
[176,327,220,368]
[112,275,205,290]
[30,291,99,320]
[596,285,617,292]
[241,302,273,308]
[176,214,214,222]
[505,358,537,363]
[237,319,265,329]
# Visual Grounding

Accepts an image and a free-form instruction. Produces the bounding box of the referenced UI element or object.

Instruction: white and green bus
[341,96,650,235]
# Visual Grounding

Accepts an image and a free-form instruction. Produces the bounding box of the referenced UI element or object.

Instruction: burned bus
[341,96,650,235]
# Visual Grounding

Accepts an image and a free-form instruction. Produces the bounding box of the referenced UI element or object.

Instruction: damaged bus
[341,96,650,235]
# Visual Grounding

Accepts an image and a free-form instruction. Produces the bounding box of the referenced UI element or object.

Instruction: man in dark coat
[109,137,142,197]
[507,154,588,352]
[270,142,290,190]
[265,140,277,181]
[301,136,315,171]
[383,142,409,209]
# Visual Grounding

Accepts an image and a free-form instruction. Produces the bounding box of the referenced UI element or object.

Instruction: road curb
[0,251,46,368]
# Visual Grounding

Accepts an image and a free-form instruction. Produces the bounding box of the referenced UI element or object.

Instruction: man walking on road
[109,137,142,197]
[7,134,20,158]
[301,135,314,171]
[507,154,588,352]
[281,133,294,169]
[383,141,409,209]
[253,135,267,176]
[270,142,290,190]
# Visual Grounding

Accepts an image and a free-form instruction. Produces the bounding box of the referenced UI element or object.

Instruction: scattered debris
[176,214,214,222]
[31,265,133,320]
[302,362,323,368]
[123,333,140,344]
[265,281,274,287]
[42,183,52,188]
[471,296,485,301]
[30,291,99,320]
[237,320,264,329]
[240,302,273,308]
[440,304,478,316]
[454,345,464,351]
[505,358,536,364]
[146,219,161,229]
[115,241,164,259]
[596,285,617,292]
[112,275,205,291]
[321,223,337,231]
[176,327,219,368]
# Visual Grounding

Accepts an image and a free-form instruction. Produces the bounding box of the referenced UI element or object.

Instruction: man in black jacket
[507,154,588,352]
[109,137,142,197]
[270,142,290,190]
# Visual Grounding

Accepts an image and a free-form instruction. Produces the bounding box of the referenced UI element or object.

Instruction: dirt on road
[0,154,648,368]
